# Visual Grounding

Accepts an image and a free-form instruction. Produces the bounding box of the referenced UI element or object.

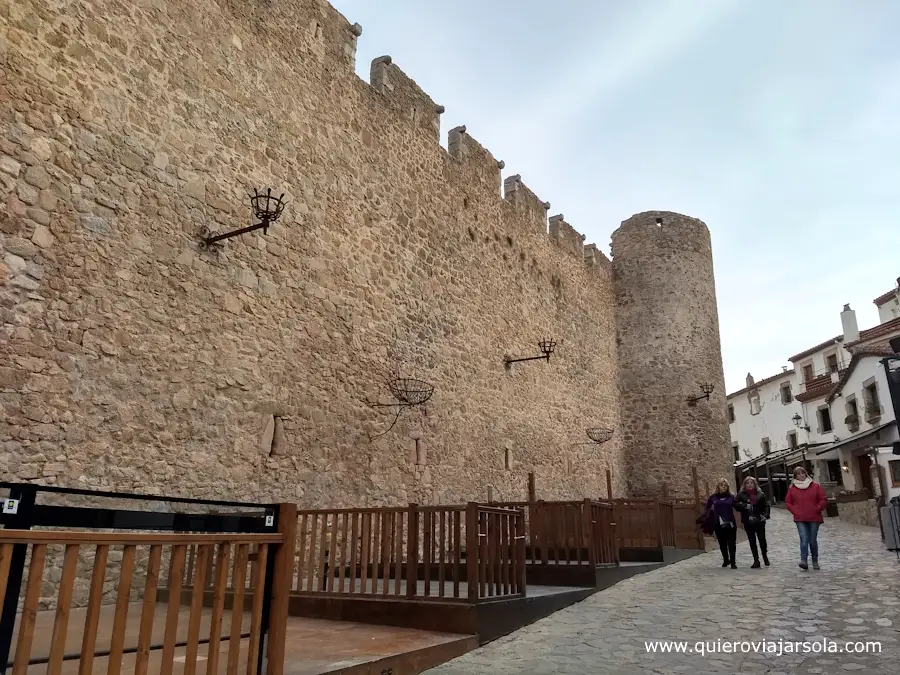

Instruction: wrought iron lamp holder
[366,373,435,440]
[585,427,614,444]
[198,188,287,253]
[504,338,557,368]
[792,413,811,432]
[687,382,715,406]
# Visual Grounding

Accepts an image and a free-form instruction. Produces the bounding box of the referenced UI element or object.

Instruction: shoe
[730,562,737,569]
[799,561,808,570]
[722,560,729,567]
[762,553,769,567]
[812,560,820,570]
[751,560,761,569]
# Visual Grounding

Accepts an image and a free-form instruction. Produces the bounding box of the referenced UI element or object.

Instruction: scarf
[792,477,812,490]
[747,487,758,505]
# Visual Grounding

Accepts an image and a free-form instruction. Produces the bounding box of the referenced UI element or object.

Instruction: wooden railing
[490,500,617,566]
[292,503,525,604]
[672,502,705,549]
[658,500,676,547]
[0,529,287,675]
[613,499,662,549]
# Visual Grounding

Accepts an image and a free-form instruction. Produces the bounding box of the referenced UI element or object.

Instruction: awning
[814,421,897,458]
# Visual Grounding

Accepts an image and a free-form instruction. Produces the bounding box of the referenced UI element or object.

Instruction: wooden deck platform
[6,603,476,675]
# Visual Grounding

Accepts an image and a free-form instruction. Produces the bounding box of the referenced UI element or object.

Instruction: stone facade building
[0,0,732,506]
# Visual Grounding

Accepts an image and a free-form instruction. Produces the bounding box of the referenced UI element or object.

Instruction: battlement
[447,126,503,199]
[502,175,550,236]
[369,56,443,142]
[548,214,585,258]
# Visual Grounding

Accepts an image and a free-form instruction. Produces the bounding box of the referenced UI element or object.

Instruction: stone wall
[0,0,632,507]
[838,499,880,528]
[611,212,733,497]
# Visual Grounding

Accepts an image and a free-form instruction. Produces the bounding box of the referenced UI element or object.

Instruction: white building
[728,279,900,510]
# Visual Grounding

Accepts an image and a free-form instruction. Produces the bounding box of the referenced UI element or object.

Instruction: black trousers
[745,521,768,560]
[714,525,737,563]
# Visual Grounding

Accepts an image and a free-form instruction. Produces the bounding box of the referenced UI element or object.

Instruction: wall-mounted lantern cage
[792,413,811,432]
[198,188,287,253]
[366,372,435,440]
[504,338,557,368]
[687,383,714,407]
[573,426,614,447]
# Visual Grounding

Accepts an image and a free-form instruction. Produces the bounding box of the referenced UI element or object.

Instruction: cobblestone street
[426,510,900,674]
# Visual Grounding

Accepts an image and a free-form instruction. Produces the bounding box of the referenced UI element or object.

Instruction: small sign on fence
[265,514,275,527]
[2,498,19,514]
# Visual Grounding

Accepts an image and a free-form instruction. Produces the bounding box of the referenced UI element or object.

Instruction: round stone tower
[611,211,732,498]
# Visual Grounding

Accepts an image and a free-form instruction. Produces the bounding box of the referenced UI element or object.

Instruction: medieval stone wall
[0,0,636,507]
[611,212,733,497]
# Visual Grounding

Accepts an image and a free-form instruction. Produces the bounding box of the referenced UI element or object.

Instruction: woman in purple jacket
[705,479,738,568]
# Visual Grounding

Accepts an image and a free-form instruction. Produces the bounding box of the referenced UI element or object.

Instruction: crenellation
[503,175,549,235]
[583,243,611,273]
[447,126,502,199]
[369,56,441,142]
[548,214,586,259]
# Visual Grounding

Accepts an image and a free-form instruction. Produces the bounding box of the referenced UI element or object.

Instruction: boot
[730,561,737,569]
[799,561,809,570]
[762,552,769,567]
[722,558,729,567]
[751,559,761,569]
[812,559,820,570]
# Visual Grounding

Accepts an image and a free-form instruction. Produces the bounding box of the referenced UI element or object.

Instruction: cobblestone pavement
[425,510,900,674]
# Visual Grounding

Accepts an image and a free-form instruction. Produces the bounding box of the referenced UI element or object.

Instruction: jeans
[796,521,820,561]
[714,524,737,563]
[745,521,768,560]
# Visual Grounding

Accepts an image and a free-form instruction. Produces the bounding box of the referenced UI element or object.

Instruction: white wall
[809,355,900,499]
[728,371,803,463]
[877,293,900,325]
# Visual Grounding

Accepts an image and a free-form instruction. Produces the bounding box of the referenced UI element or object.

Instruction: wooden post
[406,503,418,599]
[606,468,613,500]
[487,486,493,504]
[691,467,700,506]
[465,503,479,601]
[661,483,669,499]
[527,473,536,503]
[765,459,774,503]
[265,503,297,675]
[583,498,597,567]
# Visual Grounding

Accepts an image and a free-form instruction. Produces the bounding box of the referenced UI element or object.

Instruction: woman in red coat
[784,465,828,570]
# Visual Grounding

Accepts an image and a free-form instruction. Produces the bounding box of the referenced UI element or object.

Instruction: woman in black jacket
[734,476,771,568]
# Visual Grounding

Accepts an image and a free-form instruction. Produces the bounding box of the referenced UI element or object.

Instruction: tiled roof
[789,336,843,363]
[795,372,839,403]
[726,369,795,400]
[845,316,900,348]
[825,347,896,403]
[873,288,898,306]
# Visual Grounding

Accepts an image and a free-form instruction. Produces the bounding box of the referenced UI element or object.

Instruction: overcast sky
[331,0,900,392]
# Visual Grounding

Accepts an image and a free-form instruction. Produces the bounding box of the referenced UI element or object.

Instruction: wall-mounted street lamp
[198,188,287,253]
[792,413,811,432]
[504,338,557,368]
[686,383,715,406]
[366,372,435,441]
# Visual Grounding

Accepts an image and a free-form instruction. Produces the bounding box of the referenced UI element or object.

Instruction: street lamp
[792,414,810,432]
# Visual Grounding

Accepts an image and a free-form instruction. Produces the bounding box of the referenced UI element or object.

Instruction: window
[891,460,900,487]
[818,407,833,434]
[727,404,735,423]
[864,382,881,420]
[845,397,859,431]
[787,431,798,449]
[780,382,793,404]
[732,443,740,462]
[749,394,761,416]
[761,438,770,455]
[802,364,814,381]
[826,353,839,373]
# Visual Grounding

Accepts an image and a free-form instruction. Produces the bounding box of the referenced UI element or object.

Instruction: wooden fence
[658,500,676,547]
[488,500,617,566]
[613,499,662,549]
[291,503,525,603]
[0,528,289,675]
